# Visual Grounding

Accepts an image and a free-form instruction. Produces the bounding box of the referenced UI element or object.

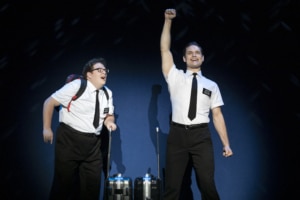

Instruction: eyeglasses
[91,68,109,74]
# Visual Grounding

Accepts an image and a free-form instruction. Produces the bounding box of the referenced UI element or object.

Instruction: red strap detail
[67,96,78,112]
[67,101,72,112]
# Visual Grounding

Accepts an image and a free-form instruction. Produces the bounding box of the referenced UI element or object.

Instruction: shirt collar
[186,70,202,77]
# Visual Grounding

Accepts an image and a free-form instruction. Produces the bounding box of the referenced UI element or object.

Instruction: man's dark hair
[182,41,204,56]
[82,57,107,79]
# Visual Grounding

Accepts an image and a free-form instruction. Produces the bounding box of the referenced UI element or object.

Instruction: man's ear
[87,71,92,79]
[183,56,186,63]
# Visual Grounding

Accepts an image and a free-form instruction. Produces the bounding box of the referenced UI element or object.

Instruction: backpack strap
[67,77,87,112]
[56,74,109,112]
[66,80,109,112]
[102,86,109,100]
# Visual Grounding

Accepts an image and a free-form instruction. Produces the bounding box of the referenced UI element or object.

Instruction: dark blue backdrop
[1,1,298,200]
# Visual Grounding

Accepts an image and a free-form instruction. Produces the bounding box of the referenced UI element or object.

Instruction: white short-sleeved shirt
[52,79,114,134]
[165,65,224,125]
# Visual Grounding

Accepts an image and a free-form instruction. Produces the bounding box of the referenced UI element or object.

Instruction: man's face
[183,45,204,69]
[88,63,108,88]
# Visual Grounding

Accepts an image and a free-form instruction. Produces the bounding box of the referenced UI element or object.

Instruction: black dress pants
[49,123,102,200]
[179,156,194,200]
[163,124,220,200]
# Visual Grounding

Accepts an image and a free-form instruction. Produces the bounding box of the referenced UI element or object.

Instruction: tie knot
[192,73,197,77]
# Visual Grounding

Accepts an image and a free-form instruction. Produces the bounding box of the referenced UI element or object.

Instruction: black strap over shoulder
[102,86,109,101]
[55,74,109,112]
[67,76,87,112]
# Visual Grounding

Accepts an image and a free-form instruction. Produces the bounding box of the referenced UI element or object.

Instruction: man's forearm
[160,19,172,51]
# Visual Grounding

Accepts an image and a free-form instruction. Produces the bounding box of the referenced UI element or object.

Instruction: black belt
[60,123,98,137]
[171,121,208,130]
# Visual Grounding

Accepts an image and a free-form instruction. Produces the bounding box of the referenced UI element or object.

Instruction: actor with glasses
[43,57,117,200]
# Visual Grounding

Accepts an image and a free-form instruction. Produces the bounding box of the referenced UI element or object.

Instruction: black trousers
[163,124,220,200]
[49,123,102,200]
[100,125,110,179]
[179,156,194,200]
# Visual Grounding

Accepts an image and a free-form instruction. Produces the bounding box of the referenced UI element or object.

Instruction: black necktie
[188,73,197,120]
[93,90,100,128]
